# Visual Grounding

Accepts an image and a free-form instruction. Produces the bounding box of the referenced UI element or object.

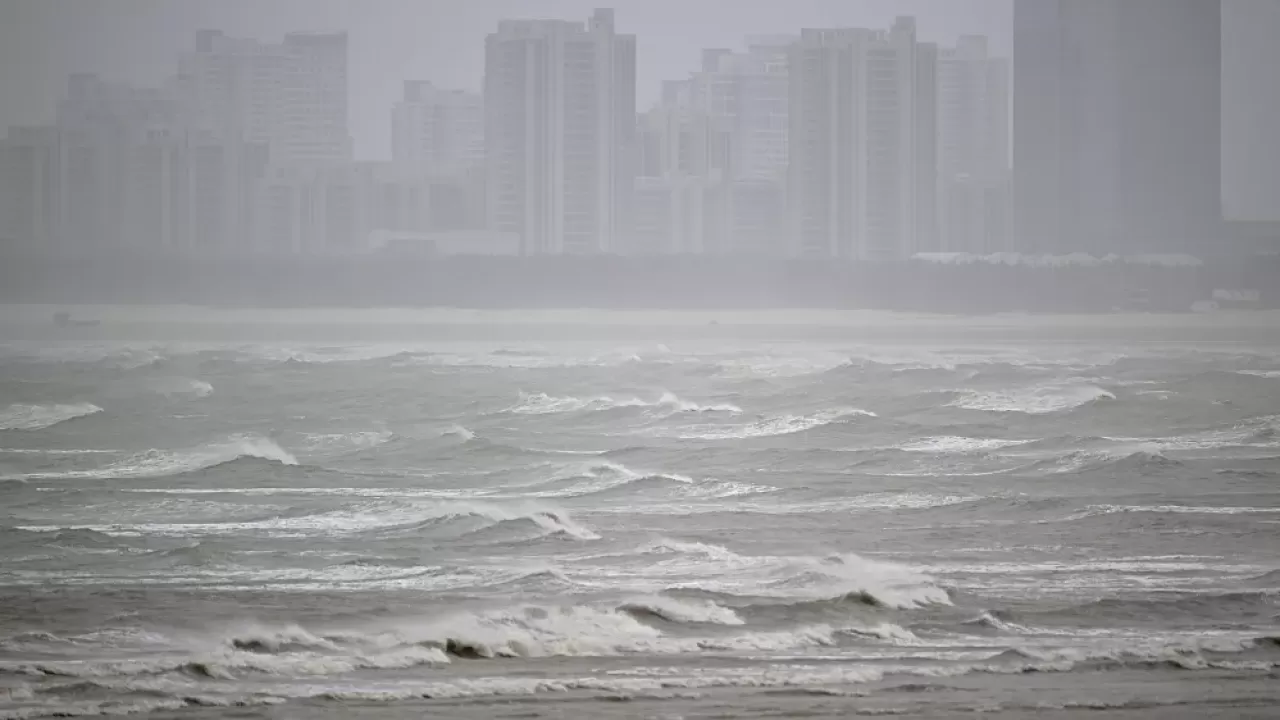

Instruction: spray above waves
[0,403,103,431]
[298,429,394,456]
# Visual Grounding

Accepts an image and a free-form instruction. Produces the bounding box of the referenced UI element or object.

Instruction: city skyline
[0,0,1011,160]
[3,1,1276,266]
[1,7,1013,261]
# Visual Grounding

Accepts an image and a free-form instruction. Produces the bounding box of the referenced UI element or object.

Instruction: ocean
[1,308,1278,719]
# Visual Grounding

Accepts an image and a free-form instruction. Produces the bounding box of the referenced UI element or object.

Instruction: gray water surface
[2,322,1278,718]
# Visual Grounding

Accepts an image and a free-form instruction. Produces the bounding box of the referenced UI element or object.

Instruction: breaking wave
[519,461,770,501]
[18,435,298,481]
[506,391,740,416]
[950,383,1115,414]
[150,377,214,398]
[0,403,103,431]
[674,407,876,440]
[631,539,951,609]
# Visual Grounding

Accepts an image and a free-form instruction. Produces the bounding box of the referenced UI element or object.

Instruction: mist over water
[1,313,1278,718]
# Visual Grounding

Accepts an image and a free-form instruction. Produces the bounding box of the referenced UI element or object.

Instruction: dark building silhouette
[1014,0,1223,256]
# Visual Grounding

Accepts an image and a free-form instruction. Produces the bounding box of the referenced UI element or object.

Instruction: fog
[4,5,1280,718]
[0,0,1276,313]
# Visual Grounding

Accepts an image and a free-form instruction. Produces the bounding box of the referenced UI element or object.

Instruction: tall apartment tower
[1013,0,1222,256]
[392,81,484,177]
[176,30,352,164]
[787,18,935,260]
[0,127,61,250]
[937,36,1011,254]
[484,9,637,255]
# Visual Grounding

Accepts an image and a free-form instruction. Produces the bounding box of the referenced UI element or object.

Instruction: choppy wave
[632,539,951,609]
[298,430,394,455]
[618,596,745,625]
[676,407,877,440]
[441,424,476,441]
[0,403,103,431]
[950,383,1115,414]
[519,461,770,501]
[17,435,297,481]
[8,627,1273,717]
[150,377,213,398]
[24,501,600,542]
[506,391,739,416]
[899,436,1033,453]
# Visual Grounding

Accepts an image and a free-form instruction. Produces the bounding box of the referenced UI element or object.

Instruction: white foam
[506,391,739,416]
[624,539,951,609]
[619,596,745,625]
[950,384,1115,414]
[0,403,103,431]
[442,424,476,441]
[19,435,298,481]
[150,377,213,398]
[298,430,393,455]
[655,391,742,414]
[1239,369,1280,378]
[25,500,598,541]
[1064,504,1280,520]
[900,436,1033,453]
[677,407,876,440]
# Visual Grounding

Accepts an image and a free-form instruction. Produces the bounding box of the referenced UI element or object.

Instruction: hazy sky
[0,0,1010,159]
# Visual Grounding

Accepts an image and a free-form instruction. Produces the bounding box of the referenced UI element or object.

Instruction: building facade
[392,81,484,177]
[176,30,352,164]
[937,36,1011,254]
[484,9,636,255]
[1013,0,1222,256]
[787,18,935,260]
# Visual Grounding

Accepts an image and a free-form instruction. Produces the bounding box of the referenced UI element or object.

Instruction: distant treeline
[1,249,1275,313]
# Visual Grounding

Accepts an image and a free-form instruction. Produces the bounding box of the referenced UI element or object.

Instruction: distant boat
[53,311,100,328]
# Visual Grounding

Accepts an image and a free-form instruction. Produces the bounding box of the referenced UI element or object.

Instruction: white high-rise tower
[484,9,636,255]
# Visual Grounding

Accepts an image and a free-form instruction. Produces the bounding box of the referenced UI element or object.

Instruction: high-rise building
[254,162,430,254]
[484,9,636,255]
[392,81,484,177]
[1222,0,1280,249]
[1013,0,1222,256]
[787,18,935,260]
[176,30,352,164]
[689,37,794,181]
[937,36,1011,253]
[0,127,61,251]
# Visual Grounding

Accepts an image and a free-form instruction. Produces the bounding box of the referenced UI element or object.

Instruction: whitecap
[17,434,297,481]
[949,384,1115,414]
[676,407,876,440]
[0,403,103,431]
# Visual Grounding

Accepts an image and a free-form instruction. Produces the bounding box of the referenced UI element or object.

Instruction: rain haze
[1,2,1279,719]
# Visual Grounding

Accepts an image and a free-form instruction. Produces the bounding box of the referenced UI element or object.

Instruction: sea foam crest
[635,538,950,609]
[20,434,298,481]
[618,596,745,625]
[507,391,739,416]
[152,377,214,398]
[677,407,876,440]
[0,403,103,431]
[950,383,1115,414]
[900,436,1033,453]
[36,500,599,541]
